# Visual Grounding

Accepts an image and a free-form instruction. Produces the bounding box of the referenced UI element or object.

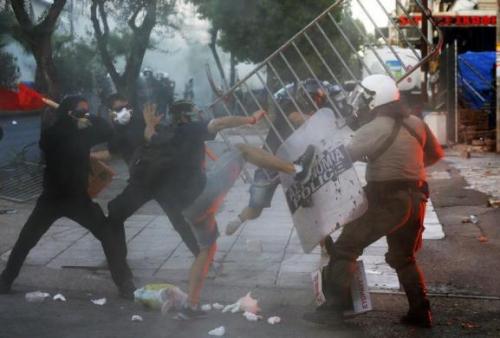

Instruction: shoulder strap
[369,119,402,162]
[401,120,424,147]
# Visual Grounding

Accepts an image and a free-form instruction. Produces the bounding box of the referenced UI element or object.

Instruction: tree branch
[10,0,33,29]
[39,0,67,32]
[127,6,142,32]
[123,0,156,82]
[90,0,121,85]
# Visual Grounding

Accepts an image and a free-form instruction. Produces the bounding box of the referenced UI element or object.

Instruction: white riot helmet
[360,74,400,111]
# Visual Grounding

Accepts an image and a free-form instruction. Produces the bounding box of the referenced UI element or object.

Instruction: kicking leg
[236,143,295,174]
[236,143,317,182]
[187,242,217,308]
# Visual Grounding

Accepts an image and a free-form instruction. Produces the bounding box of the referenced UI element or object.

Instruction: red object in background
[0,84,46,111]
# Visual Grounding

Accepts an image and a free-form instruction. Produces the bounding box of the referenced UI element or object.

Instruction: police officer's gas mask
[345,84,376,129]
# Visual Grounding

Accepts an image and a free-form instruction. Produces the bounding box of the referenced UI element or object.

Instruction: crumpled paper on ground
[212,303,224,310]
[201,304,212,311]
[91,298,107,306]
[131,315,143,322]
[208,326,225,336]
[267,316,281,325]
[243,311,262,321]
[53,293,66,302]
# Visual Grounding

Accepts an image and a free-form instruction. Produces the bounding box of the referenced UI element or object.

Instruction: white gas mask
[113,107,132,125]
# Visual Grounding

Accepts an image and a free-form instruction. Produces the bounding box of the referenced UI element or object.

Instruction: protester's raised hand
[250,110,267,124]
[143,103,162,128]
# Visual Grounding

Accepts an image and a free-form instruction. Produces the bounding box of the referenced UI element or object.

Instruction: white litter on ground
[267,316,281,325]
[208,326,225,336]
[201,304,212,311]
[25,291,50,303]
[91,298,107,306]
[131,315,143,322]
[243,311,262,321]
[53,293,66,302]
[212,303,224,310]
[222,302,240,313]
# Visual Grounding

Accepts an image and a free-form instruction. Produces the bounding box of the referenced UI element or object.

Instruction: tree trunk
[32,35,60,99]
[209,27,228,90]
[91,0,156,111]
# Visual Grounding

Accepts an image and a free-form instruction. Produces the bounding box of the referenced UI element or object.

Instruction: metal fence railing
[207,0,443,173]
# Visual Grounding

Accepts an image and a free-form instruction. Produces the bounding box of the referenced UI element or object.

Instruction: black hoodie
[40,96,113,198]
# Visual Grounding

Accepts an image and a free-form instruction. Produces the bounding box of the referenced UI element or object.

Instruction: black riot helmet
[169,99,200,123]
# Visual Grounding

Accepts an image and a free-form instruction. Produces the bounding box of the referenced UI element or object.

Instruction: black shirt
[130,121,214,198]
[40,115,113,198]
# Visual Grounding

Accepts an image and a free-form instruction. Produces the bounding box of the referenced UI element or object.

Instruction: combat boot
[397,265,432,328]
[400,299,432,328]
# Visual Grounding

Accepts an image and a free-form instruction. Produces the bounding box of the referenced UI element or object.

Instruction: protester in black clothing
[107,100,317,319]
[0,96,135,298]
[95,94,200,256]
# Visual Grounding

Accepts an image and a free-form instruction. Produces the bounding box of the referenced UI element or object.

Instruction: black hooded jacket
[40,97,113,198]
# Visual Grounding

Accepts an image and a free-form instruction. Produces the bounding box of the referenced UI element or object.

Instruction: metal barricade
[208,0,443,175]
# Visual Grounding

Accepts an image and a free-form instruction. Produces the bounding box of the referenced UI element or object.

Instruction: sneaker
[174,305,208,320]
[294,145,317,183]
[225,217,244,236]
[302,303,343,326]
[0,275,12,294]
[118,279,136,300]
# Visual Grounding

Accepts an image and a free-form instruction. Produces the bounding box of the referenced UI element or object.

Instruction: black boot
[400,299,432,328]
[117,278,136,300]
[397,265,432,328]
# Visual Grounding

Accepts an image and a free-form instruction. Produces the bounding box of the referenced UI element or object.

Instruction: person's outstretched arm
[207,110,266,134]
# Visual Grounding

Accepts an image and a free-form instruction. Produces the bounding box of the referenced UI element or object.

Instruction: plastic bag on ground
[133,283,187,313]
[238,292,260,314]
[222,292,261,314]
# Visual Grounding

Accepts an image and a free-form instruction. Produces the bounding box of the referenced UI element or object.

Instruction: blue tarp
[457,51,495,110]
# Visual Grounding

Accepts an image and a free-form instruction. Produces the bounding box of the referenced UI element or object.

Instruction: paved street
[0,147,499,337]
[0,163,445,291]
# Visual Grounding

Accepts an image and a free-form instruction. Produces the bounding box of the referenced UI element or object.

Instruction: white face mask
[76,118,92,130]
[113,108,132,125]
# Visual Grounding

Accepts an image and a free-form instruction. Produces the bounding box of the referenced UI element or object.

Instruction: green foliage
[0,49,19,88]
[189,0,367,85]
[53,37,106,95]
[112,0,176,28]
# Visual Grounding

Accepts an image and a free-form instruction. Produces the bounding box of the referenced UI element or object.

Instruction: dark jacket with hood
[40,96,113,198]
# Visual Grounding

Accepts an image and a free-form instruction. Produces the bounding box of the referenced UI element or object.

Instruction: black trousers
[107,180,201,261]
[1,194,133,288]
